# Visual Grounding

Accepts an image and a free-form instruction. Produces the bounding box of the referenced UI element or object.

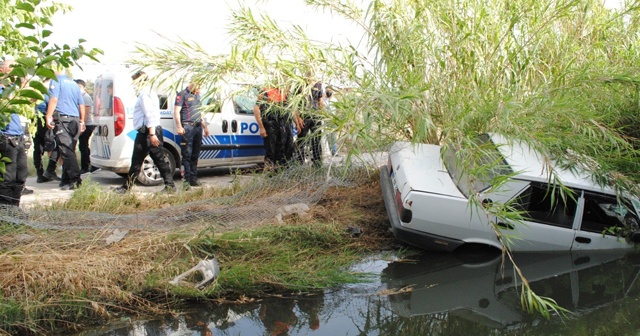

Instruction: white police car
[89,70,265,185]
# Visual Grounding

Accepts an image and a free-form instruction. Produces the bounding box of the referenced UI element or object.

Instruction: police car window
[202,95,221,113]
[158,95,169,110]
[95,79,114,117]
[233,88,258,115]
[512,182,577,228]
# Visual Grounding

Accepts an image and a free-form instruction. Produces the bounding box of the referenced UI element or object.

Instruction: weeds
[0,179,392,335]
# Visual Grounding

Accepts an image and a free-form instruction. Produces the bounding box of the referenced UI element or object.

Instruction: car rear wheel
[137,147,176,186]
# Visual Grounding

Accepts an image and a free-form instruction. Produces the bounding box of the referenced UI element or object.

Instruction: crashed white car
[379,133,640,252]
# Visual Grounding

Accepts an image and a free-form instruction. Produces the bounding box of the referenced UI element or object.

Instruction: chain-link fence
[0,153,387,249]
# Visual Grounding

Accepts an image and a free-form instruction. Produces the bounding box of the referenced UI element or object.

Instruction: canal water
[76,249,640,335]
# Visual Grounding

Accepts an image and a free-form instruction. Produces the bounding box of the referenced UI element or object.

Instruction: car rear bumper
[379,165,464,252]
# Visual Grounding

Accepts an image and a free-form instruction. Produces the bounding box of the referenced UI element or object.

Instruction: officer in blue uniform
[44,70,86,190]
[0,57,30,205]
[174,82,209,187]
[0,113,28,206]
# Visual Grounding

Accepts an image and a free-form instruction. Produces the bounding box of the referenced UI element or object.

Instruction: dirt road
[20,167,252,208]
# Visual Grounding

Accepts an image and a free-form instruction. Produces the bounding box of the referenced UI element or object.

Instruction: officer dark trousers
[126,126,174,188]
[0,135,27,206]
[296,114,322,164]
[54,115,82,187]
[263,115,288,166]
[33,116,58,178]
[78,124,95,171]
[180,123,202,183]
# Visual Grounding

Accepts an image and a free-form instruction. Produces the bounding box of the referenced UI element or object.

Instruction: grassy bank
[0,172,396,335]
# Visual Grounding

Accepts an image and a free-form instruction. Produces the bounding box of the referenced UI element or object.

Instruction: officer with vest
[174,81,209,187]
[45,67,86,190]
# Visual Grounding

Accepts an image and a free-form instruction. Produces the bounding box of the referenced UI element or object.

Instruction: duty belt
[3,135,22,141]
[183,121,202,127]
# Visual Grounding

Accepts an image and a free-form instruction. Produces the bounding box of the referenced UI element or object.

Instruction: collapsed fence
[0,153,387,247]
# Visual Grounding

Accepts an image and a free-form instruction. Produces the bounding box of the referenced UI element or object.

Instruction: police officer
[75,79,95,174]
[0,113,28,206]
[174,81,209,187]
[45,67,86,190]
[33,78,60,183]
[1,58,31,202]
[295,80,324,166]
[114,71,176,193]
[253,86,303,169]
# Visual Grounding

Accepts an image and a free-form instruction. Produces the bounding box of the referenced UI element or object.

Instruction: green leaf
[24,36,39,44]
[15,22,35,30]
[16,2,35,12]
[35,68,56,80]
[10,67,28,78]
[10,99,33,105]
[40,55,58,65]
[18,89,43,100]
[29,81,48,94]
[17,57,37,68]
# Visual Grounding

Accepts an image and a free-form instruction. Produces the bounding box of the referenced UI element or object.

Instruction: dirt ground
[19,166,253,208]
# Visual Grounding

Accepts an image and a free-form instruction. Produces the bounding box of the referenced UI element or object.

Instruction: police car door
[228,87,265,164]
[200,96,234,166]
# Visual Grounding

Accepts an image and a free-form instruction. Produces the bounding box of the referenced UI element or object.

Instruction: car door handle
[232,120,238,133]
[497,222,514,230]
[222,120,228,133]
[575,236,591,244]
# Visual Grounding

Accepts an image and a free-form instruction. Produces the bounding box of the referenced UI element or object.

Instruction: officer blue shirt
[1,114,24,136]
[0,85,23,136]
[48,74,83,117]
[35,94,49,114]
[175,87,202,123]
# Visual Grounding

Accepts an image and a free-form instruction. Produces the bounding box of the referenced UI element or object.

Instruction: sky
[50,0,366,81]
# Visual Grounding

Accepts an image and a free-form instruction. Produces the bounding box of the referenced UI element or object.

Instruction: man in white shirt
[114,71,176,193]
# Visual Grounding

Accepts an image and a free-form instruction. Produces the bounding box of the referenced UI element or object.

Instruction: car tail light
[395,189,413,223]
[113,96,125,136]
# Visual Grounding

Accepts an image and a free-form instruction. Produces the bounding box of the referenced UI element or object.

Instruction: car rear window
[444,134,513,197]
[93,78,114,117]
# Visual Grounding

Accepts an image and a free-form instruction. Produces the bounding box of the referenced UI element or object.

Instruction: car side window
[513,183,577,228]
[580,192,639,235]
[233,87,259,115]
[158,95,169,110]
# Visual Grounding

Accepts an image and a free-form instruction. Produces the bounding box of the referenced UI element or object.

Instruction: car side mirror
[630,231,640,243]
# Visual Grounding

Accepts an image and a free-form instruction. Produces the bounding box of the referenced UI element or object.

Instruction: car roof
[488,133,614,194]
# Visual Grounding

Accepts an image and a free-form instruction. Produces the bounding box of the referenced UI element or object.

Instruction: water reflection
[77,250,640,335]
[383,249,640,330]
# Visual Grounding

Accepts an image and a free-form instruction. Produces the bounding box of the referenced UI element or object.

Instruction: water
[76,249,640,335]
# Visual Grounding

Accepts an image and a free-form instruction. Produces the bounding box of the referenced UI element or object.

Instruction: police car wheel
[137,147,176,186]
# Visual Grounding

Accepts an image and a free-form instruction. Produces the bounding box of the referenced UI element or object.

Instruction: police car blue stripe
[201,135,222,159]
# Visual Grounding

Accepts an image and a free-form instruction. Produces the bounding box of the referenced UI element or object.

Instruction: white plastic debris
[170,258,220,289]
[275,203,311,223]
[105,229,129,245]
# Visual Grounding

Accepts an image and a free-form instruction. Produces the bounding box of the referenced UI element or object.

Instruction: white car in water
[379,133,640,252]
